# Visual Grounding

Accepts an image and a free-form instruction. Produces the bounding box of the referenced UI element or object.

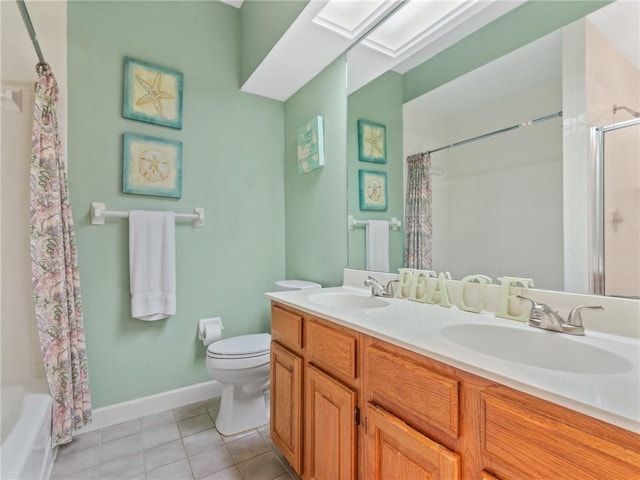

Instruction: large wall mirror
[346,0,639,298]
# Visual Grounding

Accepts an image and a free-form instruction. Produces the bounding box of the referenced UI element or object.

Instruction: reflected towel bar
[90,202,204,227]
[347,215,401,231]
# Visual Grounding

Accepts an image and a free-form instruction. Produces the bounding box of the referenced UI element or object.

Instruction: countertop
[266,286,640,434]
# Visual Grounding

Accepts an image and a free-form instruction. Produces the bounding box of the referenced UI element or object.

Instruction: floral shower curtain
[404,152,433,269]
[30,64,91,446]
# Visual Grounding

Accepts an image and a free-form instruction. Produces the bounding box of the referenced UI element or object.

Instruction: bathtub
[1,378,56,480]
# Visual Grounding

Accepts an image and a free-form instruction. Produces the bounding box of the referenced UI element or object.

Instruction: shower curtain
[30,64,91,446]
[404,152,433,269]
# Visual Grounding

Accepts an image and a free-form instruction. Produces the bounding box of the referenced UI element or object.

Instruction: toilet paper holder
[198,317,224,343]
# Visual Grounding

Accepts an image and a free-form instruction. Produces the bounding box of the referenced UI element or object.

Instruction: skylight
[362,0,470,57]
[312,0,398,40]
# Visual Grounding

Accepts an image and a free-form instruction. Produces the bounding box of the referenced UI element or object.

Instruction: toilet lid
[207,333,271,356]
[275,280,321,290]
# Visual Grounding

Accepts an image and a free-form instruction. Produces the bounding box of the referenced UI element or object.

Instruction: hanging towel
[129,211,176,321]
[366,220,390,272]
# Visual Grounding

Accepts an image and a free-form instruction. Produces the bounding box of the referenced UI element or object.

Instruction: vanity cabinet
[363,337,461,479]
[270,304,361,480]
[270,341,303,473]
[366,403,460,479]
[476,388,640,479]
[270,302,640,480]
[270,306,304,473]
[305,317,360,480]
[305,364,357,479]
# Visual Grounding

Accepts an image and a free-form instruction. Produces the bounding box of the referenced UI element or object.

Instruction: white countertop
[266,286,640,433]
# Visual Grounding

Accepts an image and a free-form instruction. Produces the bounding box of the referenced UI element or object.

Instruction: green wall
[240,0,308,87]
[403,0,612,102]
[347,72,404,272]
[68,1,285,408]
[284,57,348,287]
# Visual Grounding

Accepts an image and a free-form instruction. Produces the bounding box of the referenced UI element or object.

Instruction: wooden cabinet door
[270,341,303,474]
[479,392,640,480]
[306,364,357,480]
[366,403,460,480]
[480,472,502,480]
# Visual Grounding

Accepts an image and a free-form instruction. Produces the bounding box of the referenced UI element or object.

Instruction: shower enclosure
[590,114,640,298]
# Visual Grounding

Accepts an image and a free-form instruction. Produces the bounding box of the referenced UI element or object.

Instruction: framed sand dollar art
[359,170,387,211]
[123,132,183,198]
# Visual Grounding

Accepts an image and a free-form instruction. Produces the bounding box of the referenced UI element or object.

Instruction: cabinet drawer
[306,319,358,381]
[366,344,459,439]
[271,305,303,351]
[481,392,640,480]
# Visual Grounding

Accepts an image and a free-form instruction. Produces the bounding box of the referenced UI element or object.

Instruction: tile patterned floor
[51,397,300,480]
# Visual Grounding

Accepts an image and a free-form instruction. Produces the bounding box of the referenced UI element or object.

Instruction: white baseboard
[77,380,222,434]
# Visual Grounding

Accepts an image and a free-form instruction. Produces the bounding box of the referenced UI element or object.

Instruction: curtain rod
[16,0,46,65]
[425,111,562,155]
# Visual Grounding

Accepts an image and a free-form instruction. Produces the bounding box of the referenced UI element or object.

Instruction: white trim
[77,380,222,434]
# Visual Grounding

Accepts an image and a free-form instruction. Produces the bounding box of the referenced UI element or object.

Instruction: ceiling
[233,0,639,102]
[238,0,523,100]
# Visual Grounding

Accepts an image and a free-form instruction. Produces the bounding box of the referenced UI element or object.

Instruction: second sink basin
[441,323,632,374]
[308,292,389,309]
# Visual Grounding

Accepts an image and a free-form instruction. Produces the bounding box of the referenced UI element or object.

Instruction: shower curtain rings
[36,62,51,75]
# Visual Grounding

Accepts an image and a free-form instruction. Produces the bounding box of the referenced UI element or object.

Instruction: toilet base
[215,384,268,436]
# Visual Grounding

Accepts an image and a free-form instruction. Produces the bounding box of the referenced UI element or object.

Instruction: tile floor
[51,397,300,480]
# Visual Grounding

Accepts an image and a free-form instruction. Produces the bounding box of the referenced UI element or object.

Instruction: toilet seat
[206,333,271,369]
[207,333,270,356]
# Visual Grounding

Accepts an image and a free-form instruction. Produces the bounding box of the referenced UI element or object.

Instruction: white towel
[366,220,390,273]
[129,211,176,321]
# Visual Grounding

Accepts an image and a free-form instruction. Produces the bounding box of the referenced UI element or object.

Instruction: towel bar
[90,202,205,227]
[347,215,401,231]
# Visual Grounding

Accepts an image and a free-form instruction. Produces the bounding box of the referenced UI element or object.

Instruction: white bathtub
[1,378,57,480]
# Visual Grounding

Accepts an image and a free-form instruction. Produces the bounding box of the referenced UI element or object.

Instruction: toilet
[206,279,320,436]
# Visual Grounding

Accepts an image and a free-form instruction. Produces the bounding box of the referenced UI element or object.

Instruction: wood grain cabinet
[270,306,304,473]
[366,403,459,479]
[270,305,361,479]
[270,341,303,473]
[304,317,361,480]
[477,390,640,480]
[305,364,357,480]
[270,302,640,480]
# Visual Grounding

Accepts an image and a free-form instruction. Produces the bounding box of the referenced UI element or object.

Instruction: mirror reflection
[346,0,639,296]
[594,117,640,298]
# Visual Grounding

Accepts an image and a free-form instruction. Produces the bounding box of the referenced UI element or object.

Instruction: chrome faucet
[364,276,397,298]
[516,296,603,336]
[566,305,605,335]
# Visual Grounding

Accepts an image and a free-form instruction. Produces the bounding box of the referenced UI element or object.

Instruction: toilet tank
[275,280,321,291]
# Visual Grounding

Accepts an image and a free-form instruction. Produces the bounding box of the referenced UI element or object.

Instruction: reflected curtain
[404,152,433,269]
[30,64,91,446]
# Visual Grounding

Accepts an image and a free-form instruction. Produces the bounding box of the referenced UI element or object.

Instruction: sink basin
[308,292,389,309]
[441,324,632,374]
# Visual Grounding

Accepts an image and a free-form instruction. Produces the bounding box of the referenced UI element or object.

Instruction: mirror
[346,0,640,296]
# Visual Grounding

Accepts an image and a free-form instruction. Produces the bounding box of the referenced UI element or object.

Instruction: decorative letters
[496,277,535,321]
[393,269,534,318]
[460,275,493,313]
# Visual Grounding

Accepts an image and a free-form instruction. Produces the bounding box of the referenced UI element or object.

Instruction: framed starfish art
[357,120,386,164]
[123,57,184,129]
